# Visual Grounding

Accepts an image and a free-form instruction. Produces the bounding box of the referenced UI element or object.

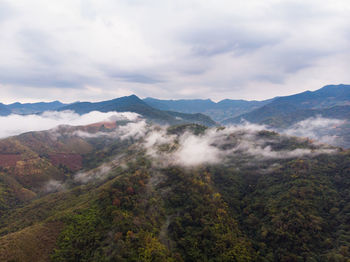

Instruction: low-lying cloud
[74,164,112,184]
[0,110,140,138]
[282,116,345,145]
[173,132,222,166]
[44,179,66,193]
[139,124,336,167]
[39,117,340,193]
[12,112,340,184]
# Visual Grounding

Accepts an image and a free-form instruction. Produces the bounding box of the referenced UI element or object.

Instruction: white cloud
[173,131,222,166]
[74,164,112,184]
[140,124,336,167]
[282,116,345,145]
[44,179,66,193]
[0,110,140,138]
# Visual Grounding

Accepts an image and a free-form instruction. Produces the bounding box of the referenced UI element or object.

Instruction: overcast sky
[0,0,349,103]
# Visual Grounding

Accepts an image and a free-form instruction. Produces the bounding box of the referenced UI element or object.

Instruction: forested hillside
[0,119,349,261]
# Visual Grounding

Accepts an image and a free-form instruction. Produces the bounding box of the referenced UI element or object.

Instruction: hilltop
[0,118,349,261]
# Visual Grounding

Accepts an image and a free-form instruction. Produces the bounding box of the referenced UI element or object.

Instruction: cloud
[0,110,140,138]
[36,119,339,192]
[74,164,112,184]
[44,179,66,193]
[0,0,350,102]
[173,132,222,166]
[139,124,336,167]
[282,116,345,145]
[0,1,14,23]
[73,119,148,141]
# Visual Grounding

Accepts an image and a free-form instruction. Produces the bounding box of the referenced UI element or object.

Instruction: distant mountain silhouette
[8,101,66,115]
[60,95,216,126]
[0,103,11,116]
[2,84,350,128]
[144,97,272,122]
[0,101,66,116]
[224,84,350,125]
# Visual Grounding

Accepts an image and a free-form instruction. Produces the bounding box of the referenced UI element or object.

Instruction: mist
[74,164,112,184]
[0,110,140,138]
[1,110,341,173]
[282,116,345,145]
[139,124,337,168]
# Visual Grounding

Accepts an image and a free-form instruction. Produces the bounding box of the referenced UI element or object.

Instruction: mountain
[0,121,349,261]
[0,101,67,116]
[7,101,67,115]
[224,84,350,125]
[0,103,11,116]
[60,94,216,126]
[144,97,272,122]
[221,84,350,148]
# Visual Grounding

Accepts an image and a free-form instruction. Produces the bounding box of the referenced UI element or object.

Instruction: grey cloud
[0,1,14,23]
[101,64,164,84]
[0,68,93,88]
[182,26,280,57]
[0,0,350,102]
[17,29,61,66]
[113,73,163,84]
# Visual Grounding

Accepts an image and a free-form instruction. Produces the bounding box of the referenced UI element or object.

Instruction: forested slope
[0,121,349,261]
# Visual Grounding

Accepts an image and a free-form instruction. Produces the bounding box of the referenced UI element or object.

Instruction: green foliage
[1,125,350,261]
[167,123,208,136]
[161,167,256,261]
[51,207,106,262]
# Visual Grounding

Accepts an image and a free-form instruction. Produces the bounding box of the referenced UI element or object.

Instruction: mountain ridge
[59,94,216,126]
[224,84,350,125]
[143,97,274,121]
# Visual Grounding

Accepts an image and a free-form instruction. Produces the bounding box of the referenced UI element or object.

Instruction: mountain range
[0,101,66,116]
[0,96,216,127]
[3,84,349,126]
[223,84,350,126]
[0,120,349,261]
[59,95,216,126]
[1,84,350,146]
[1,85,350,261]
[143,97,273,122]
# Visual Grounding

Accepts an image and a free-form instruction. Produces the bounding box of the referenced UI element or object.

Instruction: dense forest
[0,122,349,261]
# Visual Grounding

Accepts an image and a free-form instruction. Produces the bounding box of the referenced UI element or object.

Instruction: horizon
[1,1,350,103]
[1,83,348,104]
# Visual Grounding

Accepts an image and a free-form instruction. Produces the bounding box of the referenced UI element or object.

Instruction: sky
[0,0,349,103]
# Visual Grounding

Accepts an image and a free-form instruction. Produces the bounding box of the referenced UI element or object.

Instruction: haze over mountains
[2,84,349,123]
[0,113,349,261]
[1,84,350,147]
[223,84,350,125]
[0,101,66,116]
[143,97,273,122]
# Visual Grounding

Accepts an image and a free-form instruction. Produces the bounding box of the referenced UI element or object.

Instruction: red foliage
[126,186,135,195]
[0,154,21,167]
[49,153,83,171]
[113,197,121,206]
